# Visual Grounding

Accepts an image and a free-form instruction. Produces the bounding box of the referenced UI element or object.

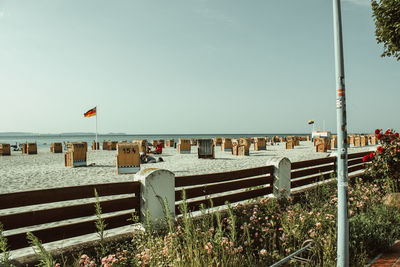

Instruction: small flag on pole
[84,107,97,117]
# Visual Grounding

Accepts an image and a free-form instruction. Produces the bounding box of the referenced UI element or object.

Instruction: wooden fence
[0,151,370,252]
[175,165,274,215]
[175,151,370,215]
[291,151,368,190]
[0,182,140,251]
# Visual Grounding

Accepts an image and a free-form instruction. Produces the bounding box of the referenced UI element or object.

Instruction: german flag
[84,107,96,117]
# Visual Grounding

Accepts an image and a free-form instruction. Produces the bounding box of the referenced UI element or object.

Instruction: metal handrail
[270,239,320,267]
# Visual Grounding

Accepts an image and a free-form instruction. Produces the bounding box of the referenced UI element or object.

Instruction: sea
[0,133,310,149]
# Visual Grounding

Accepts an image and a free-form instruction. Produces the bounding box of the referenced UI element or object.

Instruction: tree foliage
[371,0,400,60]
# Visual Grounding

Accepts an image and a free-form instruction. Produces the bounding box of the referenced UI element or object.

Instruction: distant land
[0,132,127,137]
[0,132,315,137]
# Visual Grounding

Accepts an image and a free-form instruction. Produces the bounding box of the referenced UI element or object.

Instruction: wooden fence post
[134,168,175,228]
[266,157,291,198]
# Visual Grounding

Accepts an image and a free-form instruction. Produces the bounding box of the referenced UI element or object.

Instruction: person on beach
[154,144,162,154]
[148,144,163,155]
[140,153,163,164]
[140,154,156,163]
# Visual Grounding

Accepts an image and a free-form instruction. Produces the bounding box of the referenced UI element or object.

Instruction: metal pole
[96,105,98,150]
[332,0,349,266]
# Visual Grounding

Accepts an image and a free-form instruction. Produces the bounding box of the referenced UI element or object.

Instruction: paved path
[371,241,400,266]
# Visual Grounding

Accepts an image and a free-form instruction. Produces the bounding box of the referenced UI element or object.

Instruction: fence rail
[175,165,274,187]
[0,181,140,251]
[175,165,274,214]
[0,181,139,210]
[290,151,369,191]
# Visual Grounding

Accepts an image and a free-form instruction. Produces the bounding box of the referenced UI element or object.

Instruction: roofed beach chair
[91,141,99,150]
[166,139,174,147]
[354,136,361,147]
[361,135,368,146]
[178,139,191,154]
[294,136,300,146]
[27,143,37,154]
[349,135,355,146]
[132,139,147,155]
[315,138,328,152]
[233,138,250,156]
[65,142,87,167]
[0,144,11,156]
[369,135,377,145]
[213,137,223,146]
[330,136,337,149]
[286,140,294,149]
[116,143,140,174]
[221,138,233,152]
[254,137,266,151]
[198,139,215,159]
[51,142,63,153]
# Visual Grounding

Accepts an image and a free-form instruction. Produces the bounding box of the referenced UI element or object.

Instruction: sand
[0,141,375,194]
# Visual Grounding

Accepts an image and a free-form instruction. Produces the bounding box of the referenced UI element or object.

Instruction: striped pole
[332,0,349,266]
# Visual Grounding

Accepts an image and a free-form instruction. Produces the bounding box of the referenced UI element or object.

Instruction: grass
[2,177,400,266]
[0,222,10,266]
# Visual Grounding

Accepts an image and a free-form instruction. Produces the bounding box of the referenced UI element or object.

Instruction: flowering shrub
[365,128,400,192]
[49,180,400,267]
[78,254,96,266]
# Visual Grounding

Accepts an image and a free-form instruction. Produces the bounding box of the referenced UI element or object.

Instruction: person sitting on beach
[148,144,163,155]
[140,153,163,164]
[154,144,162,154]
[140,153,157,163]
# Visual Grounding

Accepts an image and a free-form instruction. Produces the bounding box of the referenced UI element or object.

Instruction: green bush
[350,204,400,266]
[365,128,400,193]
[44,180,400,266]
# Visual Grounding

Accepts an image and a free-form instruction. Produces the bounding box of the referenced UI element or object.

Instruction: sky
[0,0,399,135]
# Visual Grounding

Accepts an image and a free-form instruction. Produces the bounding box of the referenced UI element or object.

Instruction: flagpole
[96,105,98,150]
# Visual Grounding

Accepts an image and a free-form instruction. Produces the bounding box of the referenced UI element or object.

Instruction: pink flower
[259,249,267,256]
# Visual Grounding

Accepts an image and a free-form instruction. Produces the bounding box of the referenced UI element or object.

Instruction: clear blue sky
[0,0,399,134]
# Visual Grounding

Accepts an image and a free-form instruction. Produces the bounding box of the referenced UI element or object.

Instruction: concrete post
[266,157,291,198]
[134,168,175,228]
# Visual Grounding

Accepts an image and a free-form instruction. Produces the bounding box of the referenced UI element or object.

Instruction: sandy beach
[0,141,375,194]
